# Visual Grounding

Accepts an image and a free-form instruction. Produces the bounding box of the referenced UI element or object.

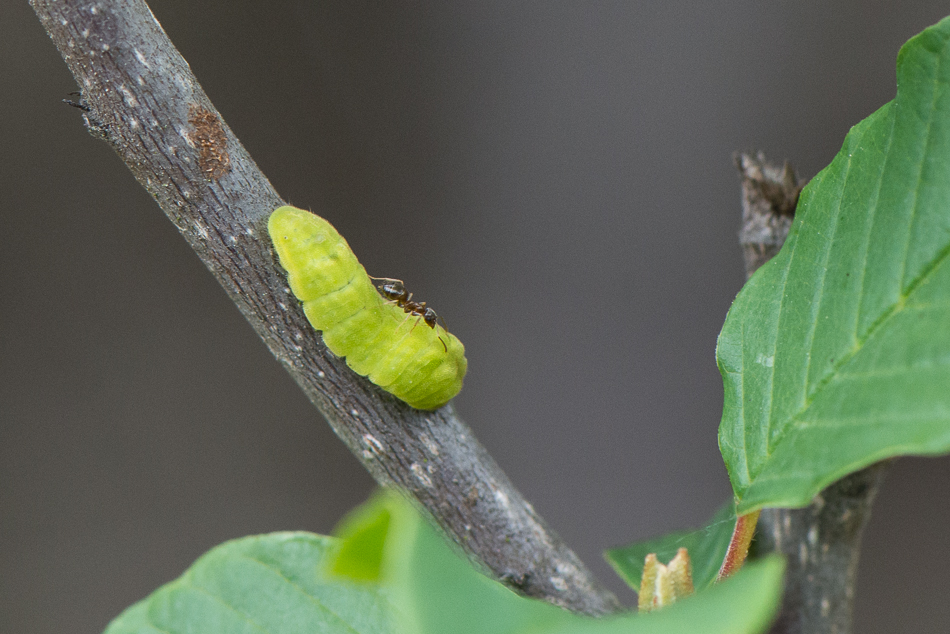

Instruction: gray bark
[31,0,619,615]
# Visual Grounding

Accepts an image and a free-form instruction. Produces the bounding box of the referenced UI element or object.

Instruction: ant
[371,277,448,352]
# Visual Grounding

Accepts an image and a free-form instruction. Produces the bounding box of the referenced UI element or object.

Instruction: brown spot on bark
[188,104,231,181]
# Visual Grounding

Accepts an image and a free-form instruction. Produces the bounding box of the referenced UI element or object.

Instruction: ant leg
[408,316,446,351]
[395,313,414,331]
[368,276,404,284]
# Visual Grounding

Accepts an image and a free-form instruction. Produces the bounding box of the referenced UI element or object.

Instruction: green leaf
[538,558,785,634]
[329,492,392,582]
[380,495,571,634]
[376,493,782,634]
[718,16,950,514]
[102,532,396,634]
[327,491,570,634]
[114,495,780,634]
[604,502,736,593]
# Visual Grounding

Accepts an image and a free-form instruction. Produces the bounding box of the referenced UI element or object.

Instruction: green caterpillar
[268,205,467,410]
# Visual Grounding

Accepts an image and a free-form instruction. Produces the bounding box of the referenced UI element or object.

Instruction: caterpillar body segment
[268,205,467,410]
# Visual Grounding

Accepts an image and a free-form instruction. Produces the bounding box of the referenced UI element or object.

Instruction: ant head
[422,307,438,328]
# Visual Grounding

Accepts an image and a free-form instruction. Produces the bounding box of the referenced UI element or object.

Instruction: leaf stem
[716,510,761,581]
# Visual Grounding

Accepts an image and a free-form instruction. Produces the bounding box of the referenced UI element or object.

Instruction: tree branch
[736,152,891,634]
[31,0,619,615]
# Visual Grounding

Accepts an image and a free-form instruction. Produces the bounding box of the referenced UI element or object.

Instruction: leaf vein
[802,152,854,400]
[897,47,944,292]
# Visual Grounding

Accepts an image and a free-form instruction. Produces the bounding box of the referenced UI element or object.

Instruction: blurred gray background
[3,1,949,632]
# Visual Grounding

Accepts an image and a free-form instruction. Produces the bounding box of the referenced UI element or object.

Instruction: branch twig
[31,0,619,615]
[736,152,891,634]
